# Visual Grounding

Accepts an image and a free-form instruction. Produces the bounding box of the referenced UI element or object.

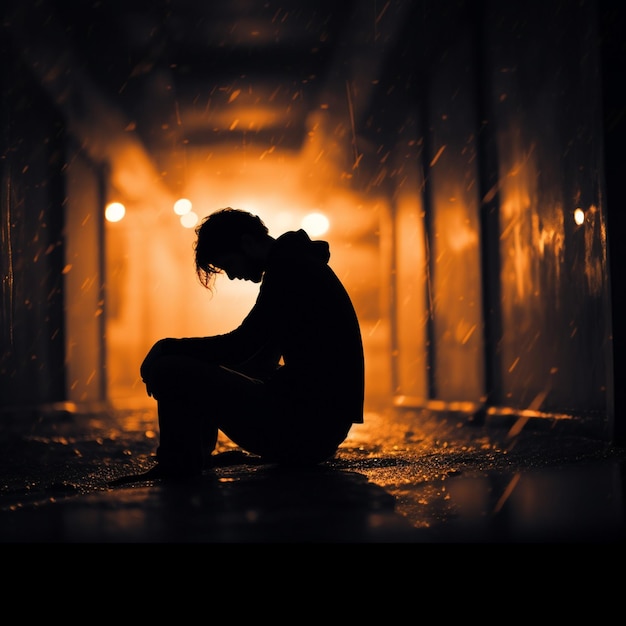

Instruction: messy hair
[194,207,269,289]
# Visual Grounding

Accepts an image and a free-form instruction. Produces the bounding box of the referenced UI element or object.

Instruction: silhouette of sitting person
[137,207,365,479]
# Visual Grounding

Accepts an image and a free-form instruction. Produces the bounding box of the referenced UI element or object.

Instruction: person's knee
[149,355,213,400]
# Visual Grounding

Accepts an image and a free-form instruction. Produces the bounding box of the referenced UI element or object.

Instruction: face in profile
[214,251,264,283]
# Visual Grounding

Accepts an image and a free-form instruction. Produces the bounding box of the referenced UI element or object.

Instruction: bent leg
[218,394,354,465]
[148,355,270,476]
[148,354,354,471]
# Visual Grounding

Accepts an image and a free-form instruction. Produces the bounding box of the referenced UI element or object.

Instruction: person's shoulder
[273,229,313,254]
[275,229,308,244]
[272,230,330,265]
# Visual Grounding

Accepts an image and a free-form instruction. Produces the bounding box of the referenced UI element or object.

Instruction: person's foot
[108,464,200,486]
[205,449,264,467]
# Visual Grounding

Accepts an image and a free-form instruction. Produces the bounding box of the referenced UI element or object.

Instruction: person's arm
[140,277,280,388]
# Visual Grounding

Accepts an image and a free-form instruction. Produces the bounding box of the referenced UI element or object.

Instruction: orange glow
[184,104,285,133]
[180,211,199,228]
[105,141,388,410]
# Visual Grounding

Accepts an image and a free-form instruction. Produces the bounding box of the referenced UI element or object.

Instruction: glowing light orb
[301,212,330,236]
[174,198,192,215]
[574,208,585,225]
[181,211,199,228]
[105,202,126,222]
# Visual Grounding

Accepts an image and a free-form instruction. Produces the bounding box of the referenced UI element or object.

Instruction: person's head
[194,207,271,288]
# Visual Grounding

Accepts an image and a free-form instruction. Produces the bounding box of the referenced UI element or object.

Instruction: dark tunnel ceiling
[4,0,435,203]
[10,2,622,165]
[29,0,411,155]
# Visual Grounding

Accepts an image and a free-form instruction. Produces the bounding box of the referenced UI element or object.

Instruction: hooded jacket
[161,230,365,424]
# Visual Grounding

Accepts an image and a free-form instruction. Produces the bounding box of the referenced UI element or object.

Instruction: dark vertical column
[0,22,12,385]
[97,165,108,402]
[46,123,68,403]
[473,0,503,420]
[388,190,399,398]
[599,0,626,445]
[0,44,67,406]
[419,86,437,401]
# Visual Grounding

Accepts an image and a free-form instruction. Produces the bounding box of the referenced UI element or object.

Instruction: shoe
[108,464,199,486]
[205,449,264,467]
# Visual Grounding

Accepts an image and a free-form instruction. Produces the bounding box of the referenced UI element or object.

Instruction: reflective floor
[0,406,624,543]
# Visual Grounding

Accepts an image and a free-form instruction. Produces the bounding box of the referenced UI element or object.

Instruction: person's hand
[140,339,169,397]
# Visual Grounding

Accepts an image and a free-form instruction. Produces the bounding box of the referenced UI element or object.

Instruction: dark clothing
[159,230,364,424]
[148,230,364,472]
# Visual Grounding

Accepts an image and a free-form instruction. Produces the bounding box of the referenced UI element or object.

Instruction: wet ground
[0,405,624,543]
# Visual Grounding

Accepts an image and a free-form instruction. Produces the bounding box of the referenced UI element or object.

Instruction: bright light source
[301,212,330,236]
[174,198,193,215]
[574,208,585,225]
[105,202,126,223]
[180,211,199,229]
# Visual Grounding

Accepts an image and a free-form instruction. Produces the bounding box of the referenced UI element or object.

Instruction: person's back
[260,229,364,424]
